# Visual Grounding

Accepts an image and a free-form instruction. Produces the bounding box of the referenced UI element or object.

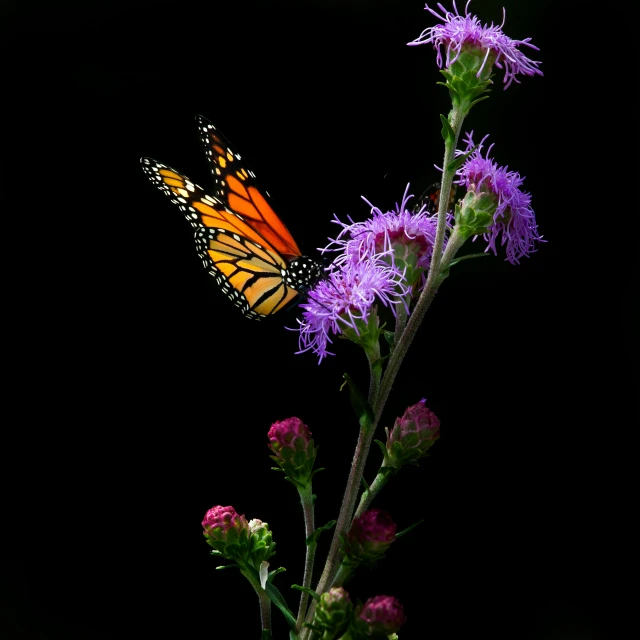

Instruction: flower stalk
[193,4,543,637]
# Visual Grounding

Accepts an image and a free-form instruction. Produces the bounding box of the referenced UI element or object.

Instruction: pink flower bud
[268,417,312,452]
[385,399,440,468]
[359,595,406,635]
[344,509,396,566]
[268,417,316,486]
[201,505,250,560]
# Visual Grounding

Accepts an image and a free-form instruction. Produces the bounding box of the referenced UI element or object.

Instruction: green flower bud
[247,518,276,573]
[310,587,353,639]
[454,187,498,240]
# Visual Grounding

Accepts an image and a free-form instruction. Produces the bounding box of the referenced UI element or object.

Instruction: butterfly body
[141,116,322,319]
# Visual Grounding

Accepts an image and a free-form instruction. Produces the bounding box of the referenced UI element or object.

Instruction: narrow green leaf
[268,566,287,581]
[291,585,321,601]
[342,373,374,429]
[395,519,425,539]
[439,114,455,144]
[448,252,491,268]
[264,580,297,629]
[374,439,388,458]
[468,95,490,109]
[306,519,337,546]
[446,145,476,172]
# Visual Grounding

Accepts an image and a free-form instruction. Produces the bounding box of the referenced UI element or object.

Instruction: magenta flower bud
[384,399,440,469]
[343,509,396,567]
[201,505,250,561]
[268,417,317,487]
[358,595,406,636]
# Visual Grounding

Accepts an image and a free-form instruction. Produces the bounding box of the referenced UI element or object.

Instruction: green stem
[239,562,272,637]
[301,330,383,638]
[331,561,353,588]
[303,104,468,640]
[393,299,409,351]
[305,423,371,631]
[352,467,395,521]
[373,105,466,421]
[296,483,316,631]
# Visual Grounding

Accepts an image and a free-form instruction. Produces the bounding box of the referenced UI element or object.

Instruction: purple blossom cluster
[294,250,408,362]
[325,185,441,272]
[408,1,542,89]
[455,131,542,263]
[294,186,445,362]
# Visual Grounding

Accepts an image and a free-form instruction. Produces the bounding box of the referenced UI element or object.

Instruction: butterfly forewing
[195,115,302,257]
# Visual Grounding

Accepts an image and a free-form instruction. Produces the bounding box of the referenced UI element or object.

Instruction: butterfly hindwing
[140,157,299,319]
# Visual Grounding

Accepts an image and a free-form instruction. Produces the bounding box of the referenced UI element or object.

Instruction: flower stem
[296,483,316,631]
[304,105,467,639]
[352,467,395,521]
[302,337,383,635]
[311,424,371,595]
[374,105,466,420]
[239,562,272,637]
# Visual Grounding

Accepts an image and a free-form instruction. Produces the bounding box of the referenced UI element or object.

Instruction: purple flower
[408,1,542,89]
[326,185,440,272]
[322,185,449,300]
[359,595,407,635]
[455,131,542,264]
[294,253,408,362]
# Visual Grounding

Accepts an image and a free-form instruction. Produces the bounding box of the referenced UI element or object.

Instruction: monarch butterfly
[141,115,322,319]
[413,181,459,215]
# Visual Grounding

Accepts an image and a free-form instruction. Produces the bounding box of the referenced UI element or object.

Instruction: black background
[2,1,632,638]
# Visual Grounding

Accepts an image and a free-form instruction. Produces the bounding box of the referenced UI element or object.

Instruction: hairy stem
[374,106,466,420]
[296,484,316,631]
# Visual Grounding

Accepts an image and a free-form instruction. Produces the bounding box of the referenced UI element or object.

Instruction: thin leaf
[395,519,425,539]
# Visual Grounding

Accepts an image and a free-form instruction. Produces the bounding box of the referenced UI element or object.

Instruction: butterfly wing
[414,182,459,215]
[195,114,302,258]
[140,158,300,319]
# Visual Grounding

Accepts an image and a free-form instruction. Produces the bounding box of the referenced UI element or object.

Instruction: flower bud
[247,518,276,573]
[454,187,498,240]
[268,417,317,487]
[201,505,250,561]
[357,595,406,637]
[310,587,353,638]
[343,509,396,568]
[384,399,440,469]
